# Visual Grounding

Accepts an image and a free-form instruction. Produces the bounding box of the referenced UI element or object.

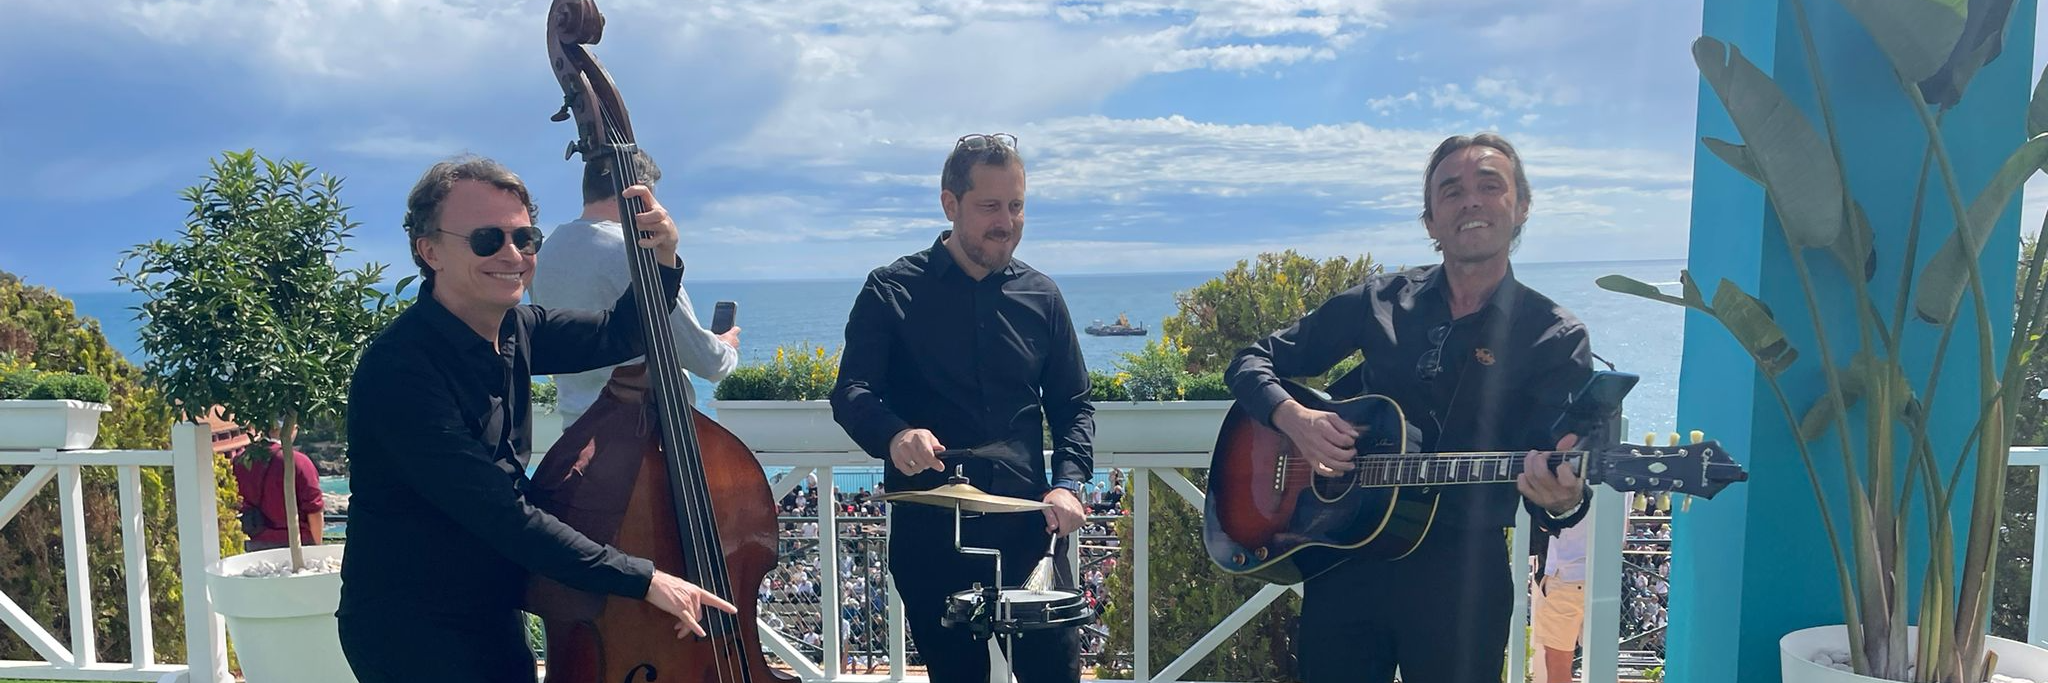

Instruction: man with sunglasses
[338,156,734,683]
[1226,133,1595,683]
[534,149,738,425]
[830,133,1093,682]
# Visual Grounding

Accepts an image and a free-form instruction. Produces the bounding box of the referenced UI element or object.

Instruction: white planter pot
[1782,624,2048,682]
[0,399,111,450]
[707,400,861,453]
[1091,401,1233,454]
[209,545,354,683]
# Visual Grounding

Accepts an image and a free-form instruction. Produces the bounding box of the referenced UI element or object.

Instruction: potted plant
[708,342,860,452]
[0,365,113,450]
[1600,1,2048,679]
[1089,333,1237,454]
[116,150,406,683]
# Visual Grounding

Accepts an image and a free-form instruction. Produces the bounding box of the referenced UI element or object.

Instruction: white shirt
[1544,508,1590,582]
[531,218,738,422]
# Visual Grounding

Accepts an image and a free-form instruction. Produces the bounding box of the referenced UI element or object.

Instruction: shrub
[21,372,112,403]
[712,343,841,401]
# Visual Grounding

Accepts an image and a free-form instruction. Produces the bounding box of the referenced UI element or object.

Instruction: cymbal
[875,483,1050,513]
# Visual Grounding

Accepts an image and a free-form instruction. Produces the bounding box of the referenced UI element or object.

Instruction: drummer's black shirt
[830,232,1096,501]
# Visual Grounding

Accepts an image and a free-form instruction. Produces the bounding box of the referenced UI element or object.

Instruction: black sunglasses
[1416,322,1453,382]
[956,133,1019,151]
[438,226,544,257]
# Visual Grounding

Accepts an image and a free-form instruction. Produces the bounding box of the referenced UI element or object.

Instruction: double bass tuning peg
[551,102,573,123]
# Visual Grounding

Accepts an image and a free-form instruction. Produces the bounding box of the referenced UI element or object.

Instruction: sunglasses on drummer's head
[437,225,545,257]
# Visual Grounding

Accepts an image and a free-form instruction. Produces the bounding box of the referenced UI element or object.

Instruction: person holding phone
[531,149,739,424]
[1226,132,1596,683]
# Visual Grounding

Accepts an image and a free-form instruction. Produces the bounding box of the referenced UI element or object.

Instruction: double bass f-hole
[623,664,656,682]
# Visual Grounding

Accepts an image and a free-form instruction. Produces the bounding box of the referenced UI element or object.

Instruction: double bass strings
[599,103,753,683]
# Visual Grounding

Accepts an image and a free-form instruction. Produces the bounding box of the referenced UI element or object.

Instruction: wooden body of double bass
[527,370,793,683]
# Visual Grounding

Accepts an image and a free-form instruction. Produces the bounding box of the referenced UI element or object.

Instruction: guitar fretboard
[1352,451,1587,488]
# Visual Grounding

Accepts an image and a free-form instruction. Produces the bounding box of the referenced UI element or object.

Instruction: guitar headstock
[1588,431,1748,500]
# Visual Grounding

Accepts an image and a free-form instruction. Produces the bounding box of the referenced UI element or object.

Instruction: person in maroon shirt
[231,442,325,550]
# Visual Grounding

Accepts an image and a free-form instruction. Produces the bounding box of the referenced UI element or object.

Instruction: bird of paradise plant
[1600,1,2045,680]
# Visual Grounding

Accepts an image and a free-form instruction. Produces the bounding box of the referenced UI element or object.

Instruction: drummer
[830,132,1093,683]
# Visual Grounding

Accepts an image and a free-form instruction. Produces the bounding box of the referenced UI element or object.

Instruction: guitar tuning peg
[1668,432,1680,449]
[1644,432,1658,447]
[1690,429,1705,444]
[1681,494,1694,514]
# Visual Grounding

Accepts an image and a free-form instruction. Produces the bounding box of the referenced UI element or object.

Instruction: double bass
[524,2,793,682]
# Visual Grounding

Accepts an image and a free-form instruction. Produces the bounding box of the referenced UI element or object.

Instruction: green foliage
[1088,370,1131,402]
[1184,371,1232,401]
[0,268,242,665]
[114,149,408,439]
[19,372,112,403]
[1118,334,1192,401]
[712,343,841,401]
[115,150,405,568]
[531,378,559,412]
[0,367,41,399]
[1159,250,1380,376]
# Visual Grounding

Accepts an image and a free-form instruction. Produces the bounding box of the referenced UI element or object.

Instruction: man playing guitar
[1226,133,1593,683]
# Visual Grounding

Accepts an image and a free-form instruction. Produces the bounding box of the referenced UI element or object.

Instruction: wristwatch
[1052,480,1085,496]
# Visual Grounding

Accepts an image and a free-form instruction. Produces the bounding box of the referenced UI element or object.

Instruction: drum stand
[951,496,1020,683]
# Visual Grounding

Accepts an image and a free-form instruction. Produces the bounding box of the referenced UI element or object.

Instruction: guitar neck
[1351,450,1588,488]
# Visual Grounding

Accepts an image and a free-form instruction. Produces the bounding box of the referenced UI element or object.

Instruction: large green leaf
[1596,275,1689,308]
[1795,353,1914,442]
[1918,0,2019,109]
[1693,38,1846,250]
[1710,279,1799,376]
[1702,138,1763,182]
[1837,0,1967,84]
[1914,134,2048,323]
[1831,200,1878,282]
[2029,63,2048,136]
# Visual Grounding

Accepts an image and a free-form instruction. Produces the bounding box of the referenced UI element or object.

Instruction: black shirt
[339,265,681,617]
[1227,264,1593,531]
[830,233,1095,501]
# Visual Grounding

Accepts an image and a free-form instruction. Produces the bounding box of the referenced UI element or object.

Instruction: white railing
[2008,446,2048,648]
[753,450,1634,683]
[0,423,229,683]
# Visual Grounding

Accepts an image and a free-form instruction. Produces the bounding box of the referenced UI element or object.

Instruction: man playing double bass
[338,156,734,683]
[831,132,1093,683]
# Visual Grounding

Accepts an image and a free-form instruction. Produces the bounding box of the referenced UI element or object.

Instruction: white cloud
[334,130,467,161]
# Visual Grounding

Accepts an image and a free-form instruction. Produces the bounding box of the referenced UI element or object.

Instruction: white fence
[0,423,229,683]
[33,431,2025,683]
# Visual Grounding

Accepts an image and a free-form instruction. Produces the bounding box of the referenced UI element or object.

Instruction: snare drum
[941,587,1096,636]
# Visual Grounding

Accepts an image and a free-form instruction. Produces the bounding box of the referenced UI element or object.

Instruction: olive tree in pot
[115,150,407,683]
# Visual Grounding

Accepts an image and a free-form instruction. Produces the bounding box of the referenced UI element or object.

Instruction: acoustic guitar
[1202,373,1747,584]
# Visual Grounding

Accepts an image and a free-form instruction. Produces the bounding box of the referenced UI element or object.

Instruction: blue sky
[0,0,2041,294]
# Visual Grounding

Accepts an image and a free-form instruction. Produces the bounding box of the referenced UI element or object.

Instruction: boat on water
[1086,313,1148,336]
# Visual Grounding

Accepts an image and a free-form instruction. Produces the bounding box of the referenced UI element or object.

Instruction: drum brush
[1024,534,1059,592]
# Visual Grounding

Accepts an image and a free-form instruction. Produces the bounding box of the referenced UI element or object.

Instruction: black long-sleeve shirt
[338,265,681,617]
[830,233,1095,501]
[1227,264,1594,532]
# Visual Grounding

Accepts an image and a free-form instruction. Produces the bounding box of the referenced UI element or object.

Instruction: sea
[62,258,1689,502]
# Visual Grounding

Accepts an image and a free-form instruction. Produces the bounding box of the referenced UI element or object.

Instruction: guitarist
[1225,133,1596,683]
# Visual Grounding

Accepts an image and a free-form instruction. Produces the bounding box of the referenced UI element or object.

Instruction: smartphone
[1550,370,1641,442]
[711,301,738,334]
